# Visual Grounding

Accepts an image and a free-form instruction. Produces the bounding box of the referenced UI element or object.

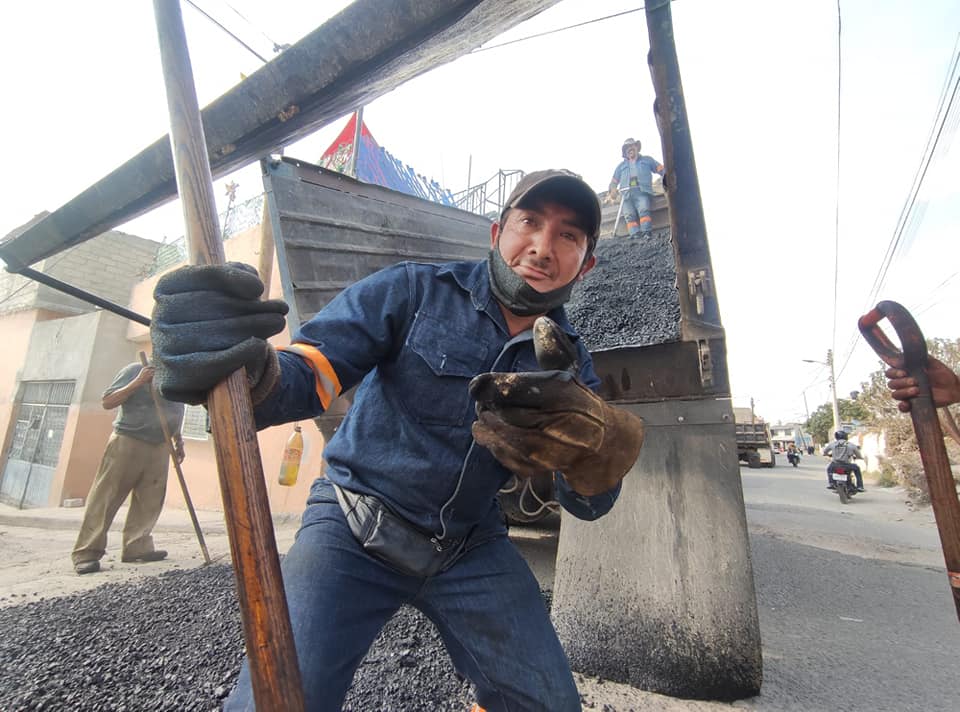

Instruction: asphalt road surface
[733,456,959,711]
[1,455,957,711]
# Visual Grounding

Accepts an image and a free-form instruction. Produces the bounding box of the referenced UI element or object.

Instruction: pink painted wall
[0,310,38,460]
[127,224,325,514]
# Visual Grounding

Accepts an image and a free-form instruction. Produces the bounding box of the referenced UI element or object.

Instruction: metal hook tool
[859,300,960,623]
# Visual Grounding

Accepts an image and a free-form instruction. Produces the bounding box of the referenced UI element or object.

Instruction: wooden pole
[138,351,211,565]
[152,2,305,708]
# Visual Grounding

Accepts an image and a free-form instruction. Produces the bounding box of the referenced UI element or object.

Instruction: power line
[220,0,290,53]
[834,30,960,382]
[831,0,842,355]
[184,0,269,64]
[471,6,644,54]
[837,60,960,380]
[857,31,960,313]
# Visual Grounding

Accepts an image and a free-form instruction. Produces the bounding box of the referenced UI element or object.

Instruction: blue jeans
[621,190,652,236]
[224,479,580,712]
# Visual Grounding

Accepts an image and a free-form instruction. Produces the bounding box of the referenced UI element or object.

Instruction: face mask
[486,241,580,317]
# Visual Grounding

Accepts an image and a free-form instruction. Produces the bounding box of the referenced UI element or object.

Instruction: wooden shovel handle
[153,2,304,707]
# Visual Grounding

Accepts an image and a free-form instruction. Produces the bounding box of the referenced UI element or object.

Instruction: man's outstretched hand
[886,357,960,412]
[469,317,644,496]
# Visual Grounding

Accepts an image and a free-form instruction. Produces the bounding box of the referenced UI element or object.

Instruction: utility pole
[827,349,841,433]
[803,350,841,434]
[800,389,812,450]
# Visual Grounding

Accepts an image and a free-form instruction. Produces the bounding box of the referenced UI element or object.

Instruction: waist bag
[333,484,466,578]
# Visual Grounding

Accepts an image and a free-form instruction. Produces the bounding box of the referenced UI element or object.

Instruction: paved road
[2,457,958,711]
[741,455,944,566]
[735,458,959,711]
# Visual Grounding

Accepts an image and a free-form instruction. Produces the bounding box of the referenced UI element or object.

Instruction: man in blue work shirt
[150,170,646,712]
[607,137,664,238]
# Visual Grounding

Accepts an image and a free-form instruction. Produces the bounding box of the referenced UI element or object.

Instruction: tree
[805,399,868,445]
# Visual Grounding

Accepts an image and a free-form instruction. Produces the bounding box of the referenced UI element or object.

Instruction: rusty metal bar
[15,267,151,326]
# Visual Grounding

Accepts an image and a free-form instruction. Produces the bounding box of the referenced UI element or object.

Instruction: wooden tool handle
[153,2,304,706]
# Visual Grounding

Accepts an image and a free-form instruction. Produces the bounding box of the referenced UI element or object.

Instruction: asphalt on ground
[2,461,959,711]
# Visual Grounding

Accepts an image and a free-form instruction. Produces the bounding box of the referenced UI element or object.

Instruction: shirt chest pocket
[396,313,490,427]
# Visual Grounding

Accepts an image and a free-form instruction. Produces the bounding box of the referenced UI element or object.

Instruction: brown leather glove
[469,318,645,496]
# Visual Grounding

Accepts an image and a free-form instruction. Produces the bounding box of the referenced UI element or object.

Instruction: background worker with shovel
[150,170,646,712]
[72,361,185,575]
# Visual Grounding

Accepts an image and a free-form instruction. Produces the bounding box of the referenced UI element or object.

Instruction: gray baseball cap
[499,169,602,249]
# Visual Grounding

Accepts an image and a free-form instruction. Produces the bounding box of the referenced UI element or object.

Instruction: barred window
[181,404,209,441]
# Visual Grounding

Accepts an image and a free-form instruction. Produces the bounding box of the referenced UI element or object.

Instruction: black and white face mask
[486,241,581,318]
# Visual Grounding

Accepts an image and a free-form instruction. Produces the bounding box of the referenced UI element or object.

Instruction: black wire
[470,6,644,54]
[831,0,842,355]
[834,32,960,382]
[220,0,289,53]
[836,63,960,381]
[183,0,269,64]
[860,40,960,312]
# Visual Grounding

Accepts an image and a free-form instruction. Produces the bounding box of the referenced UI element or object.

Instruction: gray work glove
[151,263,289,405]
[469,317,645,497]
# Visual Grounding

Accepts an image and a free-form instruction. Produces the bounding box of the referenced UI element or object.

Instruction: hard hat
[621,137,641,157]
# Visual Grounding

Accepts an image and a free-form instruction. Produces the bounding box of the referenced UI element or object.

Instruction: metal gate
[0,380,75,508]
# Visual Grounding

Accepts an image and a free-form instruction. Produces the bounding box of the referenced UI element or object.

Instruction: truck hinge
[698,339,713,389]
[687,268,713,316]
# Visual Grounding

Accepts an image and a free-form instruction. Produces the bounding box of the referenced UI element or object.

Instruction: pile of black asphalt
[0,563,481,711]
[566,230,681,351]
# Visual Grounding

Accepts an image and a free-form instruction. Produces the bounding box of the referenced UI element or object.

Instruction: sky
[1,0,958,425]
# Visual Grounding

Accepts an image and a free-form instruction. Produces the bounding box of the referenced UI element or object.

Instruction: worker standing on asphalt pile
[150,169,646,712]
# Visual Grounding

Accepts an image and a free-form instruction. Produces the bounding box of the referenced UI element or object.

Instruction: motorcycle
[829,464,858,504]
[787,450,800,467]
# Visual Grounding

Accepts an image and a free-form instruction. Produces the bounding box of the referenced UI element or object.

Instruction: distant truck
[733,407,776,468]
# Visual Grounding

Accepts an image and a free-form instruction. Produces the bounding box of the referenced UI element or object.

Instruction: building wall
[17,311,110,505]
[127,223,321,514]
[0,310,41,465]
[852,430,884,475]
[0,226,161,508]
[0,270,40,315]
[33,231,159,315]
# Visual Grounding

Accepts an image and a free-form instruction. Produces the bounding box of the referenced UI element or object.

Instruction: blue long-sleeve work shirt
[612,155,664,194]
[254,259,620,540]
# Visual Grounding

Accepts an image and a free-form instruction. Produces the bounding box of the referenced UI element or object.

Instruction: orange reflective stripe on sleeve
[279,343,342,410]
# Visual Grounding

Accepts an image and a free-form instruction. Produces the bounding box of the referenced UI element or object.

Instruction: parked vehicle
[733,408,775,468]
[829,464,858,503]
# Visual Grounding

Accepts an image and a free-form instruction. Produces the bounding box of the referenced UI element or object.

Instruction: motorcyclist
[786,442,800,465]
[822,430,864,491]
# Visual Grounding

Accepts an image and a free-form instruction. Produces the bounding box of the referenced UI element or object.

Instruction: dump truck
[733,407,776,468]
[0,0,762,702]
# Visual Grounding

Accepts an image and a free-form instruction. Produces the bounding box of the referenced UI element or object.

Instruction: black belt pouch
[333,484,465,578]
